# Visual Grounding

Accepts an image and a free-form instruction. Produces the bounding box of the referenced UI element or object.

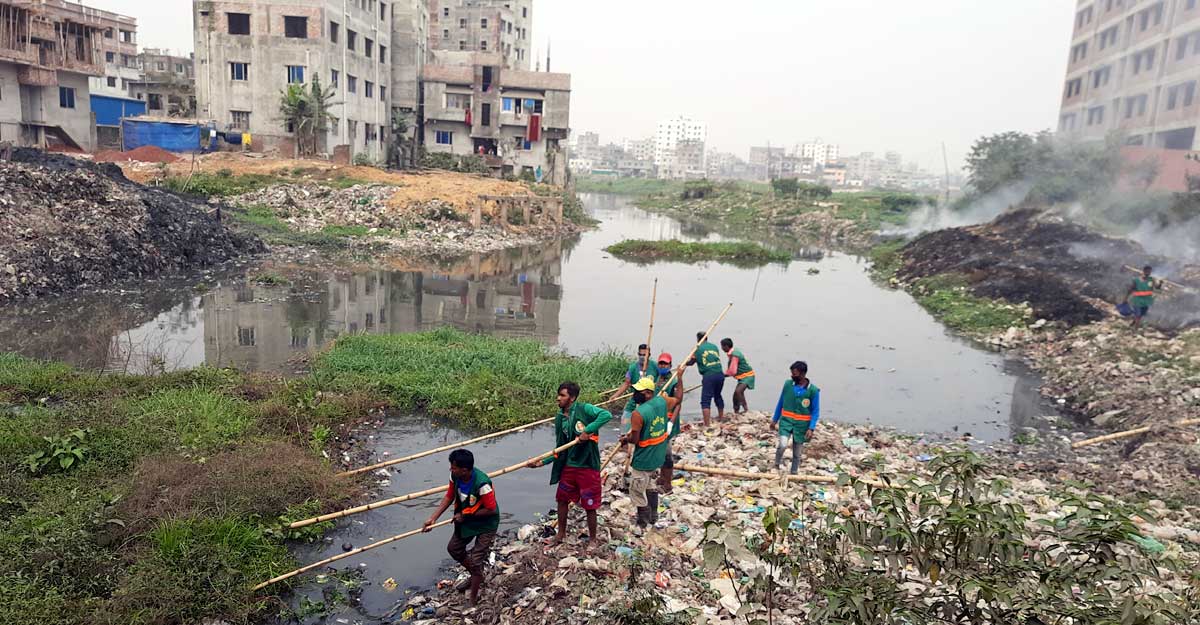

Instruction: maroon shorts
[556,466,602,510]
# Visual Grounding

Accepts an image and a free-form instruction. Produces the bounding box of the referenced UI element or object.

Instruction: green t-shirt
[546,401,612,483]
[695,342,722,376]
[1131,276,1156,308]
[452,468,500,538]
[623,359,650,413]
[631,395,670,471]
[657,375,681,440]
[730,348,753,376]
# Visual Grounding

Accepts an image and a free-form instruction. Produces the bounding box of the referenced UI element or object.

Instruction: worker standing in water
[720,338,755,414]
[422,449,498,606]
[772,361,820,475]
[608,343,650,427]
[1124,265,1162,330]
[687,332,725,427]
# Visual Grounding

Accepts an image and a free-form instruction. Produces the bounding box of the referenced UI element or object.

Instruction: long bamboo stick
[338,415,556,477]
[646,278,658,357]
[605,382,702,407]
[290,439,582,529]
[674,463,888,489]
[255,519,454,591]
[1123,265,1192,292]
[1071,418,1200,448]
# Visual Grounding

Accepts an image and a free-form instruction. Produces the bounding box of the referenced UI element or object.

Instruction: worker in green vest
[621,375,681,529]
[687,332,725,427]
[1123,265,1162,330]
[527,381,612,551]
[772,361,820,475]
[423,448,499,605]
[653,353,684,494]
[607,343,650,428]
[720,338,755,414]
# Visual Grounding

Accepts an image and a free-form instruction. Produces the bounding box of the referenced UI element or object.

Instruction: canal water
[0,193,1062,621]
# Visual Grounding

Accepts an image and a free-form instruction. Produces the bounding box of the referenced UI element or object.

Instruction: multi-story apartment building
[390,0,428,117]
[193,0,393,161]
[427,0,531,69]
[90,9,138,100]
[623,136,654,163]
[654,115,706,178]
[129,49,196,117]
[1059,0,1200,149]
[421,53,570,183]
[798,140,839,168]
[0,0,114,150]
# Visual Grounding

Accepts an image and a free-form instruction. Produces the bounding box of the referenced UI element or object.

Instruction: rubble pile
[232,183,405,231]
[0,150,263,302]
[406,412,1199,625]
[896,207,1200,327]
[780,210,867,247]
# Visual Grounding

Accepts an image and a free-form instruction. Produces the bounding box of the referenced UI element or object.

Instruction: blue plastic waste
[1116,302,1134,317]
[615,545,635,557]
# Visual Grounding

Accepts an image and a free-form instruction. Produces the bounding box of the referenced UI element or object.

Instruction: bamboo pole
[255,519,454,591]
[1071,418,1200,449]
[289,439,582,529]
[1123,265,1194,293]
[646,278,658,357]
[604,382,702,407]
[338,415,556,477]
[674,463,888,489]
[598,443,622,473]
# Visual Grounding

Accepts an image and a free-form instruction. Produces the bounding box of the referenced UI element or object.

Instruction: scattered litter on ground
[94,145,181,164]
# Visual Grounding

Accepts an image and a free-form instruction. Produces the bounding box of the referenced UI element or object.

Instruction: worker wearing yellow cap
[621,374,680,529]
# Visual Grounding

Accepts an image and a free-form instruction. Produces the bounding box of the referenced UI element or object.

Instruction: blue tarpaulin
[90,95,146,127]
[121,119,216,153]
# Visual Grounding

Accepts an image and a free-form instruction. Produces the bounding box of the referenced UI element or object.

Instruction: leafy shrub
[25,429,89,474]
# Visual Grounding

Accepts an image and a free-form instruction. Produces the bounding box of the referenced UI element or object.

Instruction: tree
[278,77,335,158]
[771,178,799,198]
[963,131,1046,196]
[963,130,1120,205]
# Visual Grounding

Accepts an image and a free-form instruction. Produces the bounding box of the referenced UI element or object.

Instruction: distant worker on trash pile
[621,375,681,530]
[652,353,684,494]
[1124,265,1162,330]
[772,361,820,475]
[527,381,612,551]
[721,338,755,414]
[422,449,498,606]
[687,332,725,427]
[608,343,650,428]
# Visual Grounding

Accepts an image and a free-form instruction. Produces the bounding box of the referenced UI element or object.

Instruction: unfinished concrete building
[1059,0,1200,149]
[89,7,137,100]
[193,0,393,161]
[0,0,116,150]
[427,0,531,69]
[129,48,196,118]
[421,53,569,183]
[389,0,427,162]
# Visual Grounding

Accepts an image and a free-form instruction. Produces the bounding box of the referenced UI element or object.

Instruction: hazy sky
[93,0,1074,170]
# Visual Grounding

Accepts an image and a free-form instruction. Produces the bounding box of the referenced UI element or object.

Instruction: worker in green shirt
[653,353,684,494]
[772,361,820,475]
[687,332,725,427]
[1123,265,1162,330]
[720,338,755,414]
[527,381,612,551]
[423,449,498,605]
[621,375,681,529]
[607,343,650,427]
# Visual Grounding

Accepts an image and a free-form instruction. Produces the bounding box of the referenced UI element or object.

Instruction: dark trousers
[447,530,495,575]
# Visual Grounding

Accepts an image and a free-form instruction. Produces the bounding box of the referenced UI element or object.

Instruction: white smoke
[884,182,1033,238]
[1126,217,1200,264]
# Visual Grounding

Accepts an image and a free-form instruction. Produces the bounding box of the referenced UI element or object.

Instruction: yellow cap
[632,376,657,392]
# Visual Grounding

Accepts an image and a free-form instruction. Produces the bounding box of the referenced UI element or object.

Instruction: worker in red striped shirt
[423,449,499,605]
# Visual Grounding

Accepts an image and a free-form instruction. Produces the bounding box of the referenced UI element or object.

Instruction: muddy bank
[0,149,263,302]
[406,411,1199,624]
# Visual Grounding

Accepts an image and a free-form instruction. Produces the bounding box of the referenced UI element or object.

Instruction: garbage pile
[895,207,1200,328]
[232,183,404,231]
[0,149,263,302]
[403,411,1199,625]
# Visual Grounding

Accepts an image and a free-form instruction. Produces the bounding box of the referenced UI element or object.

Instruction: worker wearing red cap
[653,353,684,494]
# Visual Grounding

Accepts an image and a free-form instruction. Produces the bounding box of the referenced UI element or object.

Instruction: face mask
[658,366,671,376]
[633,392,649,405]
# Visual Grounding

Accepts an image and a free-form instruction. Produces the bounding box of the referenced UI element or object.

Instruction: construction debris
[0,149,263,302]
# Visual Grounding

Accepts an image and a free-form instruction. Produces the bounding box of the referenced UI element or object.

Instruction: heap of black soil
[0,149,264,302]
[896,207,1200,327]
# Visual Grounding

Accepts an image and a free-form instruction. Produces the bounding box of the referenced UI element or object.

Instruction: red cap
[657,352,673,364]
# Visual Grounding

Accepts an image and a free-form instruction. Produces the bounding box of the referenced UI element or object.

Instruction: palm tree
[279,76,335,157]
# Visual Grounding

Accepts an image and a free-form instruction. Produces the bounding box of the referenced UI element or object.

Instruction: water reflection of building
[203,242,565,371]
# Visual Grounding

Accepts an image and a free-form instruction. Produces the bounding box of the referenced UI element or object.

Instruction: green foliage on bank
[314,327,627,431]
[605,239,791,266]
[911,274,1028,333]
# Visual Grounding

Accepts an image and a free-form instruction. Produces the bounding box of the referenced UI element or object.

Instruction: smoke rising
[885,182,1032,237]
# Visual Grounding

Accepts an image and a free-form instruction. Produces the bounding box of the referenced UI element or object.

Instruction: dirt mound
[0,149,263,301]
[94,145,180,164]
[897,207,1200,327]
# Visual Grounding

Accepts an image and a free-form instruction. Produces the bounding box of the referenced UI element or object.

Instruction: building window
[459,40,467,50]
[1167,81,1197,109]
[1124,94,1149,118]
[349,120,358,140]
[365,123,377,141]
[446,93,470,109]
[365,38,374,58]
[284,16,308,38]
[380,2,387,20]
[231,110,250,129]
[365,81,374,97]
[379,45,386,63]
[1076,6,1093,29]
[230,62,248,80]
[120,29,134,43]
[1139,2,1164,31]
[105,51,114,62]
[1132,47,1156,74]
[436,130,453,145]
[175,63,184,73]
[443,7,449,16]
[1091,65,1111,89]
[1059,113,1077,132]
[1070,42,1088,64]
[156,61,165,71]
[227,12,250,35]
[1099,26,1118,50]
[331,69,339,87]
[443,28,449,39]
[237,327,255,346]
[348,75,357,93]
[348,29,357,51]
[106,76,117,88]
[481,18,488,28]
[481,102,491,126]
[459,17,466,28]
[379,86,386,101]
[1190,0,1198,9]
[148,93,162,110]
[1087,105,1105,126]
[287,65,305,84]
[104,27,113,39]
[330,21,340,43]
[522,7,527,17]
[481,40,488,51]
[1066,78,1082,99]
[58,87,75,109]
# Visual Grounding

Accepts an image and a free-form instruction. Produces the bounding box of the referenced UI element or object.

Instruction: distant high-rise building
[654,116,707,179]
[798,140,840,168]
[623,137,655,163]
[1058,0,1200,149]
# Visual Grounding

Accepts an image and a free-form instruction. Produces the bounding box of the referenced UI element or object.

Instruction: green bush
[605,239,791,266]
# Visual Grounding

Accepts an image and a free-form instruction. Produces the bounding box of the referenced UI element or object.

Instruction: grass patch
[163,172,282,197]
[575,176,689,196]
[226,204,348,250]
[913,274,1028,333]
[605,239,791,266]
[314,327,627,430]
[867,239,908,281]
[125,388,254,451]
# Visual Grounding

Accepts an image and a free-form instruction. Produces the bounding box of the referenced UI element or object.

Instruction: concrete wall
[389,0,428,113]
[52,72,95,150]
[0,62,21,144]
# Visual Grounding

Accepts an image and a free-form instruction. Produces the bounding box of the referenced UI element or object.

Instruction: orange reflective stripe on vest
[781,410,811,422]
[735,369,756,380]
[1132,291,1154,297]
[461,500,485,514]
[637,431,670,447]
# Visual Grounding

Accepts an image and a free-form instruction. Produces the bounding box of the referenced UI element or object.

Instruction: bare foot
[543,534,565,549]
